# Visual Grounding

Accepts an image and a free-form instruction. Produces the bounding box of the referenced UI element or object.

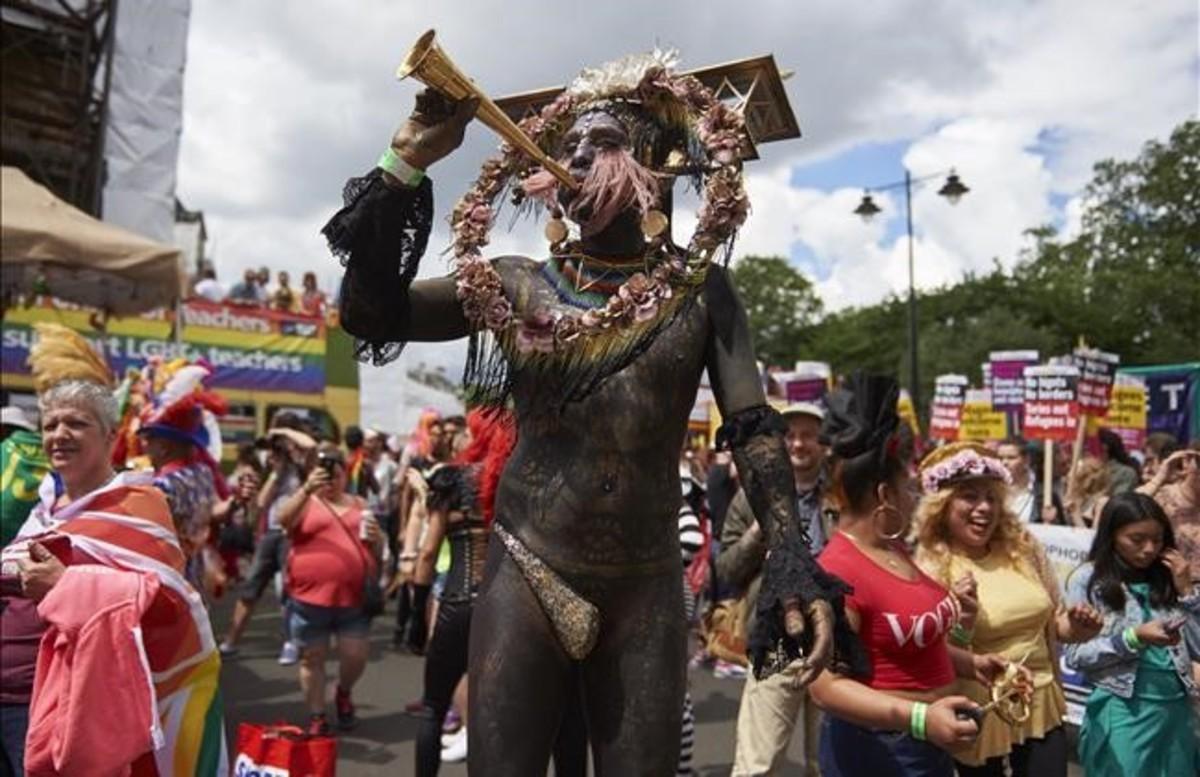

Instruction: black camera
[316,451,342,475]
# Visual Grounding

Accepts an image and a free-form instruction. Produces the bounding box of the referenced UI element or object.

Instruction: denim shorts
[818,714,955,777]
[287,599,370,648]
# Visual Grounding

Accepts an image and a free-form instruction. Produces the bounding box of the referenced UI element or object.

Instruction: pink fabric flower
[516,310,557,354]
[921,449,1012,493]
[483,297,513,330]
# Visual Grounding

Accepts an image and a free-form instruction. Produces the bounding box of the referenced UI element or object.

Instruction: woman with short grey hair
[0,324,226,776]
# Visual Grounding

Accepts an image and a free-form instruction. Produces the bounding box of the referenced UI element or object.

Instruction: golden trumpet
[397,30,576,189]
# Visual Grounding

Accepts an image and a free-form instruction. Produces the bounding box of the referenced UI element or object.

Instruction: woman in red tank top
[276,441,384,736]
[806,374,1017,777]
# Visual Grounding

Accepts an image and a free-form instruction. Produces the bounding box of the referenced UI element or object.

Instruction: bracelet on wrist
[378,147,425,187]
[909,701,929,741]
[1122,626,1144,651]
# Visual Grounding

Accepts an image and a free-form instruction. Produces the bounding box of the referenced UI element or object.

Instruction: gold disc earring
[545,208,568,245]
[640,209,668,239]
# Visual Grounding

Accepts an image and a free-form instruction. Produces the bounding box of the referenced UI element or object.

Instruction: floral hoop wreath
[449,60,749,356]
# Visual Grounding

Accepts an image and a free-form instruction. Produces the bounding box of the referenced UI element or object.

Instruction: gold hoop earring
[873,504,907,541]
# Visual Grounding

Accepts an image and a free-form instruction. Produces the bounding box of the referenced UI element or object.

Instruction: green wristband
[377,147,425,187]
[910,701,929,741]
[1122,626,1143,651]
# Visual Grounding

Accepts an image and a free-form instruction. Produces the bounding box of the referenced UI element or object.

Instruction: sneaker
[442,708,462,734]
[712,659,748,679]
[217,642,239,658]
[306,713,332,737]
[277,641,300,666]
[441,726,468,762]
[335,686,358,730]
[441,724,466,749]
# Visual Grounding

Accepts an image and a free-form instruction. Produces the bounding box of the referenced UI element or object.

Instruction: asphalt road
[213,592,1081,776]
[213,591,803,775]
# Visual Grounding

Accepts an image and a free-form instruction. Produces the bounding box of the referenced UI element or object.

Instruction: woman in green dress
[1065,492,1200,776]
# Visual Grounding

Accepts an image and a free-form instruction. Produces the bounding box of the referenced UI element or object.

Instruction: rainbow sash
[12,472,228,775]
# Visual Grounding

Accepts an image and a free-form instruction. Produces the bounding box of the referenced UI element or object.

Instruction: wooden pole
[1043,440,1055,509]
[1070,414,1088,476]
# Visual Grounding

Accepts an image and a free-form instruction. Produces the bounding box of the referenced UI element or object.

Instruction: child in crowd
[1065,492,1200,776]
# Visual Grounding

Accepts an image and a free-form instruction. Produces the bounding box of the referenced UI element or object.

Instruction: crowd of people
[191,263,330,317]
[681,385,1200,777]
[2,326,1198,776]
[1,39,1196,776]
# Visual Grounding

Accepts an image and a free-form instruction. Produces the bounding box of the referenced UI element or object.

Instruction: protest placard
[1073,347,1120,416]
[782,361,831,404]
[930,374,969,440]
[1026,523,1095,726]
[1023,364,1080,441]
[990,350,1039,412]
[1102,376,1148,450]
[959,389,1009,441]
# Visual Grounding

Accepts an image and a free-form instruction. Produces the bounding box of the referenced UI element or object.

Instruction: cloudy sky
[175,0,1197,427]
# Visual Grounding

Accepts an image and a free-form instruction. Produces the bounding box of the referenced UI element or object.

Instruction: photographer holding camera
[218,423,316,662]
[275,441,383,735]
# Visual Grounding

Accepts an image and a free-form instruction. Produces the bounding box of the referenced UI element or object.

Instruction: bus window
[219,403,258,449]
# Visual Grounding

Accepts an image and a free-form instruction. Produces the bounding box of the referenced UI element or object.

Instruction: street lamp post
[853,168,969,414]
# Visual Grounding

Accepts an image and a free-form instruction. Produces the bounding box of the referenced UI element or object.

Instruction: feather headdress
[28,323,113,394]
[136,358,230,497]
[567,48,681,102]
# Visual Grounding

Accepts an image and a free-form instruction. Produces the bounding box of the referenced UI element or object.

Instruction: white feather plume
[158,365,211,407]
[567,48,680,102]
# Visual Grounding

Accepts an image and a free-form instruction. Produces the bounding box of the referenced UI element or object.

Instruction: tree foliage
[734,120,1200,408]
[729,255,823,367]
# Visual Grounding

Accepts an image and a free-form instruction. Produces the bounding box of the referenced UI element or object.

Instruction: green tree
[730,255,824,367]
[1014,119,1200,362]
[794,118,1199,409]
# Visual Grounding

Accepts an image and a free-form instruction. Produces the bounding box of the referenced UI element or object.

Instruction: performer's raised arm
[704,265,861,688]
[322,91,479,362]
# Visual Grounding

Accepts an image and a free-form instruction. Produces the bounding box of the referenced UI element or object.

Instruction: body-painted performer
[0,324,227,776]
[324,51,852,774]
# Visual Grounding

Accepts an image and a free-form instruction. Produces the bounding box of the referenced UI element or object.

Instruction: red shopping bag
[233,723,337,777]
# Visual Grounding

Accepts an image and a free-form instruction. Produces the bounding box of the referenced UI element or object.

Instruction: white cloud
[174,0,1197,409]
[756,1,1197,309]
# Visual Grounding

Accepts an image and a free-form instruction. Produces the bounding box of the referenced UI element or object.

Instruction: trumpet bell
[395,29,575,189]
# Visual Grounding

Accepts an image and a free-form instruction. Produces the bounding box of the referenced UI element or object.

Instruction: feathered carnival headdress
[918,441,1011,494]
[117,357,229,497]
[449,49,752,409]
[28,323,114,394]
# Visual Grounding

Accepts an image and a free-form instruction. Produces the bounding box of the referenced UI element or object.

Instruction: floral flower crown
[919,442,1012,494]
[450,50,750,356]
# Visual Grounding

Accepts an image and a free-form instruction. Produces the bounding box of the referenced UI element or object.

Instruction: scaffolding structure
[1,0,117,217]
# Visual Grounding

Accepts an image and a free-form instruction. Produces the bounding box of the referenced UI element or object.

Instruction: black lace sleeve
[720,405,870,680]
[322,170,434,365]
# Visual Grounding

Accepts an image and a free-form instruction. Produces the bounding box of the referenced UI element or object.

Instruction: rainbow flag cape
[12,471,228,776]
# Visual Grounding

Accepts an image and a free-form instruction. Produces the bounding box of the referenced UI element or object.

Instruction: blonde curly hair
[913,477,1039,588]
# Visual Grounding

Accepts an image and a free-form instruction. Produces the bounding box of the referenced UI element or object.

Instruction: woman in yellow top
[914,442,1104,777]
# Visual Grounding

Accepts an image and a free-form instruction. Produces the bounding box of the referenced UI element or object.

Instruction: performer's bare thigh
[583,570,687,777]
[468,538,574,775]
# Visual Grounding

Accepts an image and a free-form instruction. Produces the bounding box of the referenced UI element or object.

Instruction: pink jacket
[25,565,162,777]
